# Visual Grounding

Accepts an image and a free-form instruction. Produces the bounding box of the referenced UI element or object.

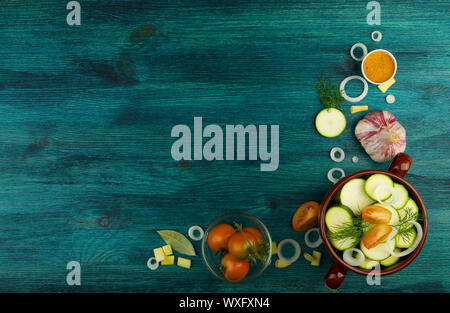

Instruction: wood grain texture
[0,0,449,292]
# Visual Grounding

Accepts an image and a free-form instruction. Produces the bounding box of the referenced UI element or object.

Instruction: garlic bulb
[355,111,406,162]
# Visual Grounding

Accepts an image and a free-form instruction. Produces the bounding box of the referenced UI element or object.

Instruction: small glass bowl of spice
[361,49,397,85]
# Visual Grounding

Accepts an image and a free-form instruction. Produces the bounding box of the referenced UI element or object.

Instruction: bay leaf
[156,230,196,256]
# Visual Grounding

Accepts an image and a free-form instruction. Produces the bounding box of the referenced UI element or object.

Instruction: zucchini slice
[397,198,419,230]
[327,230,359,251]
[380,248,401,267]
[359,258,380,270]
[360,238,396,261]
[340,178,374,216]
[390,183,409,209]
[325,206,353,232]
[365,174,394,201]
[395,228,417,248]
[315,108,346,138]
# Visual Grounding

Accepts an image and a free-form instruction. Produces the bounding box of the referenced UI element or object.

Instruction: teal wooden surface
[0,0,449,292]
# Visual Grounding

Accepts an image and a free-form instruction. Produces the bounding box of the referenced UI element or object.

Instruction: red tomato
[208,224,235,252]
[227,231,257,260]
[292,201,321,232]
[221,253,250,281]
[363,224,392,249]
[242,227,264,245]
[362,205,392,224]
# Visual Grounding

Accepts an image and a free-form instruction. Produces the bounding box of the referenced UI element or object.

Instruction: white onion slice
[387,221,423,258]
[339,75,368,103]
[304,228,322,248]
[330,147,345,162]
[374,184,398,205]
[147,257,159,270]
[328,168,345,184]
[343,248,365,267]
[188,225,204,241]
[371,30,382,42]
[350,43,368,61]
[277,239,301,265]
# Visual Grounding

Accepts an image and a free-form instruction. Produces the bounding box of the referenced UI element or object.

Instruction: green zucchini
[340,178,374,216]
[397,198,419,230]
[365,174,394,201]
[360,238,396,261]
[380,248,401,267]
[325,206,354,232]
[395,228,417,248]
[390,183,409,209]
[315,108,346,138]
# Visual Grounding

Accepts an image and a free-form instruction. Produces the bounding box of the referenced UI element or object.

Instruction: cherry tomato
[242,227,264,245]
[208,224,235,252]
[362,205,392,224]
[221,253,250,282]
[292,201,321,232]
[363,224,392,249]
[227,231,257,260]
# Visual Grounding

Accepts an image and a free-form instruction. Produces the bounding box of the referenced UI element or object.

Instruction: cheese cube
[177,257,191,269]
[161,255,175,265]
[271,241,277,255]
[377,78,396,93]
[162,244,173,256]
[350,105,368,114]
[311,251,322,266]
[275,259,291,268]
[153,247,166,262]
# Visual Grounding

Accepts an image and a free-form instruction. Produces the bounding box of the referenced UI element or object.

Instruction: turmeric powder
[363,51,396,83]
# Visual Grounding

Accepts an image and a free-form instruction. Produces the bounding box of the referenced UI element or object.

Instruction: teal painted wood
[0,0,448,292]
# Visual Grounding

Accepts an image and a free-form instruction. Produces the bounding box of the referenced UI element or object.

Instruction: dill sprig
[392,207,425,242]
[327,217,370,242]
[316,73,345,111]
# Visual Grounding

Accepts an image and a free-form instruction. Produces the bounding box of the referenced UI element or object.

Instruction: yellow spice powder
[363,51,396,83]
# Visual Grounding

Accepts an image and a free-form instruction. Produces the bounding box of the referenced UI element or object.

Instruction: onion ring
[188,225,204,241]
[330,147,345,162]
[327,168,345,184]
[374,185,398,205]
[350,43,368,61]
[340,75,369,103]
[387,221,423,258]
[371,31,382,42]
[304,228,322,248]
[343,248,365,267]
[147,257,159,270]
[277,239,301,265]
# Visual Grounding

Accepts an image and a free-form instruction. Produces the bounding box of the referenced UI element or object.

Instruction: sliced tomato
[292,201,321,232]
[362,205,392,224]
[363,224,393,249]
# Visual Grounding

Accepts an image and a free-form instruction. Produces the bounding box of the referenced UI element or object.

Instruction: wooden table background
[0,0,448,292]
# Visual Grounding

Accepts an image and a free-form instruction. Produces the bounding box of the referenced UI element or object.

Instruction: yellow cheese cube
[160,255,175,265]
[303,253,313,262]
[311,251,322,266]
[350,105,368,114]
[177,257,191,269]
[377,78,396,93]
[153,247,166,262]
[162,244,173,256]
[271,241,277,255]
[275,259,291,268]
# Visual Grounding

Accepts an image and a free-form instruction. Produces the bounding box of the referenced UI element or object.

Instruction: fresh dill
[392,207,425,242]
[316,73,345,111]
[327,206,425,244]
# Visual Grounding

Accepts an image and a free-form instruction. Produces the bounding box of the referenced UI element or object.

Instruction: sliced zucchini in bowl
[340,178,374,216]
[360,237,396,261]
[380,249,401,267]
[365,174,394,201]
[395,228,417,248]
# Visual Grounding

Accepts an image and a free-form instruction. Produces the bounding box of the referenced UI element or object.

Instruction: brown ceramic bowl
[319,153,428,289]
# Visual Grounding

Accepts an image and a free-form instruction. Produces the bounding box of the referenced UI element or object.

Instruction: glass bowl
[201,212,272,283]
